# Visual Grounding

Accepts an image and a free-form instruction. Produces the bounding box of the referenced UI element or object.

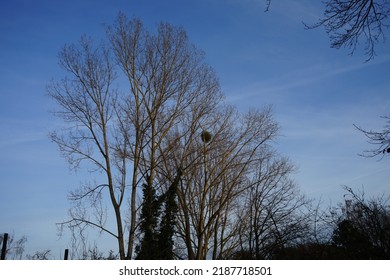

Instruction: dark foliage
[200,130,212,143]
[332,219,386,259]
[136,171,181,260]
[156,170,181,259]
[272,243,339,260]
[273,187,390,260]
[136,180,161,259]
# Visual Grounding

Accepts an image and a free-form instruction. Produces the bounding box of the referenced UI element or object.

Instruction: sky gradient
[1,0,389,258]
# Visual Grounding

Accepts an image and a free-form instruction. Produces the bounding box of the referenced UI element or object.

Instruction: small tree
[136,170,181,260]
[235,156,311,260]
[337,186,390,258]
[26,250,52,260]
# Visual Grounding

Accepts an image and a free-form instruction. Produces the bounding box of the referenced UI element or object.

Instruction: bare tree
[162,105,286,259]
[0,233,27,260]
[108,14,223,258]
[234,155,311,260]
[26,250,52,260]
[49,14,223,259]
[48,34,129,258]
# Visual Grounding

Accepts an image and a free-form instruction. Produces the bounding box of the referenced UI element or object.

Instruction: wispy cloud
[226,54,390,103]
[0,119,49,148]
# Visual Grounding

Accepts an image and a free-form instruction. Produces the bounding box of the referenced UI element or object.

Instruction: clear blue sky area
[1,0,389,257]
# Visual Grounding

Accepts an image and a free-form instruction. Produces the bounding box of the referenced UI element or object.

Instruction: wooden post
[64,249,69,260]
[1,233,8,260]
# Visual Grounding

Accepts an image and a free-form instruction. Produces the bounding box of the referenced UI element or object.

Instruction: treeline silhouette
[272,188,390,260]
[1,186,389,260]
[128,186,390,260]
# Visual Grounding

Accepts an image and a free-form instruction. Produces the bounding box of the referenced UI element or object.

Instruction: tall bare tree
[47,35,129,257]
[108,13,223,258]
[49,14,223,259]
[161,105,287,259]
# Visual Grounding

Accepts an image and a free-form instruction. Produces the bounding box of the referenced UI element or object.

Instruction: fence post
[1,233,8,260]
[64,249,69,260]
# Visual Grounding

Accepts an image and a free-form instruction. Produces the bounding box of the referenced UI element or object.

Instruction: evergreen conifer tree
[156,170,181,259]
[136,178,160,259]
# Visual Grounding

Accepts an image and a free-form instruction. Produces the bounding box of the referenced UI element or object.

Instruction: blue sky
[1,0,389,257]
